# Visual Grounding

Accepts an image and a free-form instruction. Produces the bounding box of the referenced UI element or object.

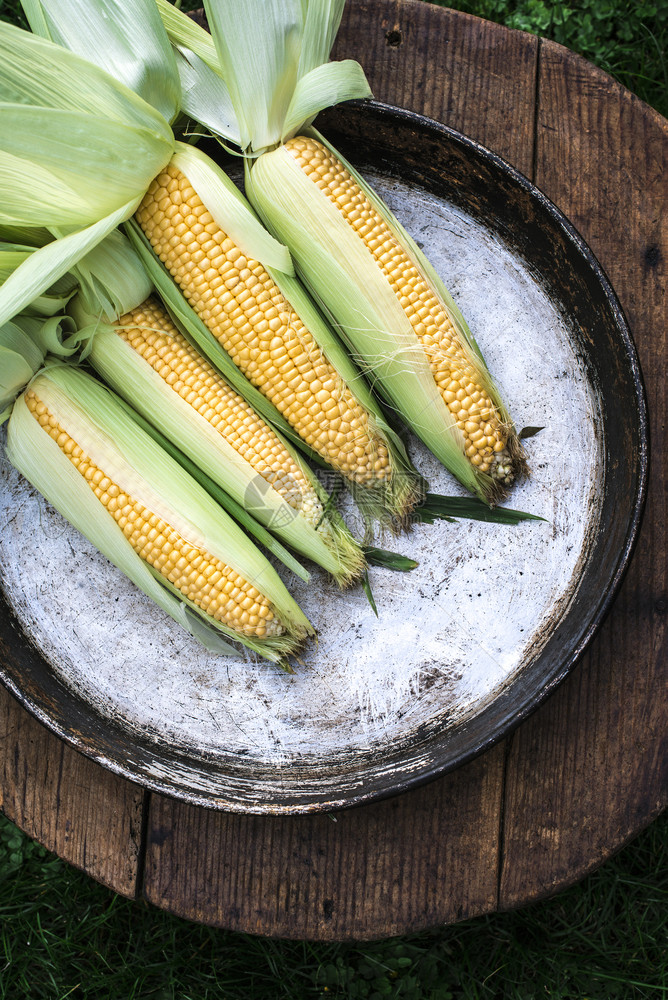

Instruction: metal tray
[0,103,648,814]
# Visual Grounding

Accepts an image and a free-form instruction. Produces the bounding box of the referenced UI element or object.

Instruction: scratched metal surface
[0,154,613,813]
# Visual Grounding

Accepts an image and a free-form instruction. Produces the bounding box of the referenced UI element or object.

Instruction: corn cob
[133,151,422,527]
[6,364,314,661]
[87,292,366,584]
[282,135,522,483]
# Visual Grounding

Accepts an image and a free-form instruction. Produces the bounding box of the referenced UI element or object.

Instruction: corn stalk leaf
[363,547,418,572]
[414,493,543,524]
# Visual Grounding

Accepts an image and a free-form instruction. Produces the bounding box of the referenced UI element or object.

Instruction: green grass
[0,2,665,996]
[1,809,666,999]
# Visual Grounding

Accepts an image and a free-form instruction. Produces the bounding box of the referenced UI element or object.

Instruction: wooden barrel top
[1,0,666,940]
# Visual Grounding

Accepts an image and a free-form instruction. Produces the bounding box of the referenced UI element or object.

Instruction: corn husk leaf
[281,60,371,142]
[202,0,303,153]
[0,199,143,328]
[193,0,371,153]
[20,0,181,123]
[299,0,346,75]
[155,0,220,72]
[0,20,174,325]
[6,364,313,660]
[70,228,152,320]
[414,494,544,525]
[174,46,242,145]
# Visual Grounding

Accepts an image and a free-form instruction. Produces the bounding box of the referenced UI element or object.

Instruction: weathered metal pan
[0,102,648,814]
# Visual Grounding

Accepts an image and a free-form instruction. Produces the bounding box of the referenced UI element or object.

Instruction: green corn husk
[6,361,314,662]
[161,0,527,504]
[0,16,175,326]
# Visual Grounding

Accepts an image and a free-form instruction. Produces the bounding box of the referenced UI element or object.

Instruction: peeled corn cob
[282,136,517,482]
[26,386,282,637]
[247,133,527,505]
[6,363,314,661]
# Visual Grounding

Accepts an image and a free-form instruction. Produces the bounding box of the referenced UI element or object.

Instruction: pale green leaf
[282,59,372,141]
[202,0,304,152]
[0,106,173,227]
[298,0,346,76]
[173,45,242,147]
[155,0,220,71]
[0,198,141,327]
[70,229,152,320]
[21,0,181,123]
[0,20,173,135]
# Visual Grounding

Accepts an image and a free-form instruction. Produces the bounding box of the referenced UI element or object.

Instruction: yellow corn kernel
[282,135,508,476]
[24,389,281,638]
[115,297,324,522]
[135,165,391,486]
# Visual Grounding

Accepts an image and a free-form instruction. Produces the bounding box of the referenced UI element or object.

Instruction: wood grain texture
[332,0,538,175]
[143,744,505,940]
[0,683,144,897]
[499,41,667,909]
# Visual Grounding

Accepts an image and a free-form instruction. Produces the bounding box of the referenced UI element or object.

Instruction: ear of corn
[246,132,527,502]
[133,141,423,527]
[5,362,314,661]
[81,293,367,586]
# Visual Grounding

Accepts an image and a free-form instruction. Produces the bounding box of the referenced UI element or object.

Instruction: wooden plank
[332,0,538,175]
[0,684,144,897]
[143,744,505,940]
[499,41,668,909]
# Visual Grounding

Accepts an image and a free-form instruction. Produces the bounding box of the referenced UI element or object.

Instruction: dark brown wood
[144,745,504,940]
[499,42,668,909]
[0,683,144,896]
[331,0,538,175]
[1,1,665,939]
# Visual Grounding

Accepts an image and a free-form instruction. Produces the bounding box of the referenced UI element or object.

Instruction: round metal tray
[0,102,648,813]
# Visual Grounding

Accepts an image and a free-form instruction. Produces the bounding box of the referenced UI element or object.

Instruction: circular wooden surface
[1,0,666,940]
